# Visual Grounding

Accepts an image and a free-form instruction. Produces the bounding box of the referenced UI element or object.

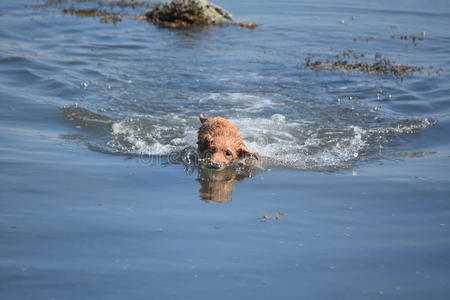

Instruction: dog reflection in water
[197,165,251,203]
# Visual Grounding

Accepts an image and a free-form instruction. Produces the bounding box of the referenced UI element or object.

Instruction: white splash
[84,108,436,170]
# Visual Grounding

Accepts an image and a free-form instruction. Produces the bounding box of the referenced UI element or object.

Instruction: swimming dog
[197,114,258,169]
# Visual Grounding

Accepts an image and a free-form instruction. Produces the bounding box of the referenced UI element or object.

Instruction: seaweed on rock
[139,0,234,27]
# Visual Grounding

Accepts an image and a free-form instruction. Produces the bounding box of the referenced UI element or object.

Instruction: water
[1,0,450,299]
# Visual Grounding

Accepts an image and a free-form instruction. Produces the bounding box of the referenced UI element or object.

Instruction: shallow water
[1,0,450,299]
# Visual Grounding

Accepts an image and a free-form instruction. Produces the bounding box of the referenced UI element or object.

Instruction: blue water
[1,0,450,299]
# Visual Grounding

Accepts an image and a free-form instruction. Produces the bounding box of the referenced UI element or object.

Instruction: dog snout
[207,161,223,169]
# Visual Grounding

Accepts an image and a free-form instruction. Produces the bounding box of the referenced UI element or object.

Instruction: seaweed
[391,34,426,42]
[301,50,440,79]
[391,33,429,46]
[100,0,155,8]
[27,0,156,23]
[235,22,259,29]
[352,36,376,43]
[62,7,127,23]
[28,0,155,9]
[258,211,284,223]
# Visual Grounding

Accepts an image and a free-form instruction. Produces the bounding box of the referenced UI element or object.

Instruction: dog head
[197,114,258,169]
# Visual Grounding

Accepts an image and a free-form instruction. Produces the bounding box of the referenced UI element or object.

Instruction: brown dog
[197,114,259,169]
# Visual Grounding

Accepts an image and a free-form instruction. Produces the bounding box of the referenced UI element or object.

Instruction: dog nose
[207,162,223,169]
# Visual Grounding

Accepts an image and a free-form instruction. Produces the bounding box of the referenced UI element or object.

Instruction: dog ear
[238,144,259,160]
[199,114,207,124]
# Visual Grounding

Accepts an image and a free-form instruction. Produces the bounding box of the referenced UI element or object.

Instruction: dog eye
[225,150,232,156]
[210,147,216,153]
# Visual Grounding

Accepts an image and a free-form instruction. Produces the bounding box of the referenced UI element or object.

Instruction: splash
[107,119,179,155]
[61,106,436,171]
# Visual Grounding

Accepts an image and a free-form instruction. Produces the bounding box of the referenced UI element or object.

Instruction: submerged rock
[139,0,234,27]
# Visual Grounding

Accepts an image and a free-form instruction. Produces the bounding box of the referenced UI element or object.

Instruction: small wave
[61,106,436,171]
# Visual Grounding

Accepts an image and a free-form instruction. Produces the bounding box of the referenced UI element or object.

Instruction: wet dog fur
[197,114,258,169]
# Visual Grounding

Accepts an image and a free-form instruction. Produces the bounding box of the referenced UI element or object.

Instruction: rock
[139,0,234,27]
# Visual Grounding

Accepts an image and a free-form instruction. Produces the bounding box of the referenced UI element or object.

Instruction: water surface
[1,0,450,299]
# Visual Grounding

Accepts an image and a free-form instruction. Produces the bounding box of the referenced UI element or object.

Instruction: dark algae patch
[28,0,156,23]
[236,22,259,29]
[392,34,425,41]
[391,33,429,45]
[303,30,439,79]
[98,0,155,8]
[258,211,284,223]
[61,7,129,23]
[27,0,155,9]
[303,50,440,79]
[352,33,428,45]
[352,36,376,43]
